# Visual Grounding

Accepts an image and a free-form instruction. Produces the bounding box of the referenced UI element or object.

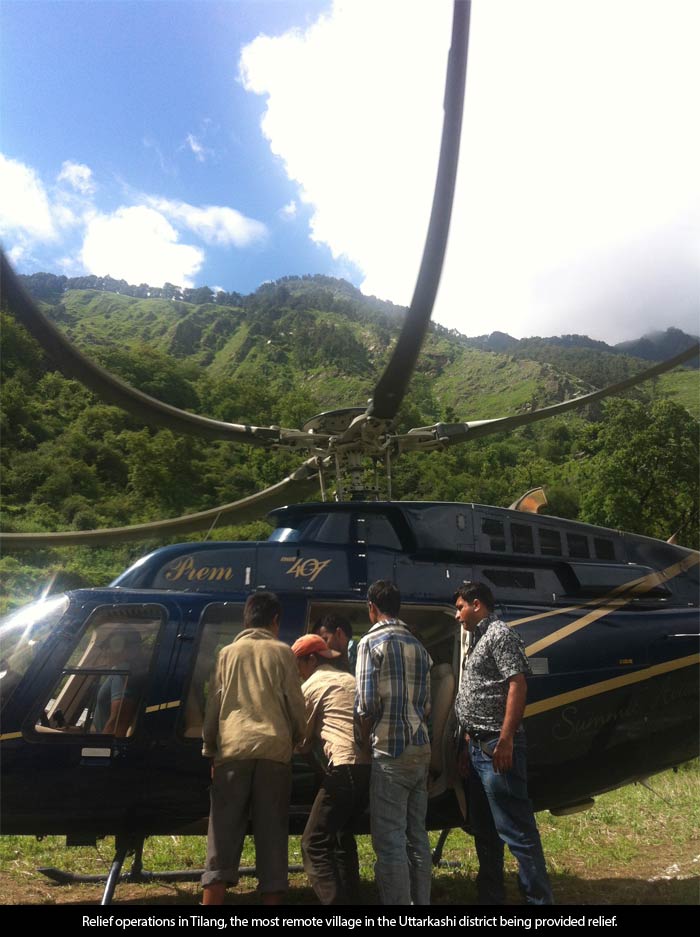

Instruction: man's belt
[466,729,500,742]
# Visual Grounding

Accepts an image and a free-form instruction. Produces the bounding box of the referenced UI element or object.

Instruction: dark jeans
[301,763,371,905]
[467,737,553,905]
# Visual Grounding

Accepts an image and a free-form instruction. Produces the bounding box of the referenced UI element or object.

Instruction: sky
[1,0,698,343]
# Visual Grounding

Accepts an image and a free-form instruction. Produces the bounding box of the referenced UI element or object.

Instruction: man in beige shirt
[292,634,371,905]
[202,592,306,905]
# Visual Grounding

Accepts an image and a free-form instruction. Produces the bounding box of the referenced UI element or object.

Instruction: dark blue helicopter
[1,0,698,905]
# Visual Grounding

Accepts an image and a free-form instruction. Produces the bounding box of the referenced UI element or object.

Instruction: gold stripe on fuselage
[525,653,700,718]
[505,553,699,656]
[145,700,181,714]
[1,702,183,739]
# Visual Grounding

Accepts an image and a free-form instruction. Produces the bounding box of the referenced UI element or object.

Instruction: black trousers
[301,763,371,905]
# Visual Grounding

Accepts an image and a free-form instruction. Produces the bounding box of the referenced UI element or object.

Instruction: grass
[433,350,547,419]
[656,371,700,421]
[1,762,698,905]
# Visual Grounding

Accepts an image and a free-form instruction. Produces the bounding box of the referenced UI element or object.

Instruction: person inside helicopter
[92,626,148,737]
[314,614,357,674]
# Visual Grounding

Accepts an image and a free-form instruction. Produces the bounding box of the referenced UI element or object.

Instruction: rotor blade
[0,252,301,447]
[402,343,700,451]
[367,0,471,422]
[0,461,319,549]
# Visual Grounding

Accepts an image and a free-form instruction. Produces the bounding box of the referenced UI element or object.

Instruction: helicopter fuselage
[1,501,698,839]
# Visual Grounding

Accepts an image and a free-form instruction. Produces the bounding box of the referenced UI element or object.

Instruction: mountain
[18,269,698,363]
[615,327,700,364]
[1,272,698,613]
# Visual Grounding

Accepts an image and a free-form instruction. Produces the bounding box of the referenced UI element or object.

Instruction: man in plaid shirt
[355,580,432,905]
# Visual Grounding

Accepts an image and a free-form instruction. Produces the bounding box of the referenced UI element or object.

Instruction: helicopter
[1,0,699,906]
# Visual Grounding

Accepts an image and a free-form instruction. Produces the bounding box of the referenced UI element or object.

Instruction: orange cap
[291,634,341,659]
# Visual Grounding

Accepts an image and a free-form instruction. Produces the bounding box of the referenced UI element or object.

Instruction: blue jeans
[468,737,552,905]
[370,747,432,905]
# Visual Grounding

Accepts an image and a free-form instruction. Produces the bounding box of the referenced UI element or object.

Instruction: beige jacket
[202,627,307,765]
[298,663,371,768]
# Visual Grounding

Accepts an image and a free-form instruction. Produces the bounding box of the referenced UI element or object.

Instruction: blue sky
[1,0,356,292]
[1,0,699,342]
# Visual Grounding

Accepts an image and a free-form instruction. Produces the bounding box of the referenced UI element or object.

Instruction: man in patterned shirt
[355,580,432,905]
[454,581,552,905]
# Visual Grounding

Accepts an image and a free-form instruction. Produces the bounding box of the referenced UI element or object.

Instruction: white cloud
[0,152,265,289]
[240,0,700,343]
[8,243,28,265]
[145,195,267,247]
[280,200,297,219]
[57,161,96,195]
[81,206,204,287]
[185,133,207,162]
[0,153,57,240]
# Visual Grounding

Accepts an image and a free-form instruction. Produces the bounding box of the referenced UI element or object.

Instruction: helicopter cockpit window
[269,527,300,543]
[0,595,69,713]
[268,513,350,545]
[182,603,244,739]
[34,605,162,738]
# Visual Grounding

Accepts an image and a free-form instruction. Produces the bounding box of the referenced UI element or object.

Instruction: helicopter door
[25,603,164,827]
[146,601,249,827]
[304,600,460,797]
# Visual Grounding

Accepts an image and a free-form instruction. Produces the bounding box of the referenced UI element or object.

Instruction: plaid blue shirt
[355,618,432,759]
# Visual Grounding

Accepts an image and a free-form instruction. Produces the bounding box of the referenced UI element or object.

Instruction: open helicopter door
[303,596,464,814]
[17,600,168,835]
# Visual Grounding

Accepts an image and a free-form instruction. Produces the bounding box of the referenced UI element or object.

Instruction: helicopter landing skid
[38,834,304,905]
[431,828,461,868]
[39,828,460,903]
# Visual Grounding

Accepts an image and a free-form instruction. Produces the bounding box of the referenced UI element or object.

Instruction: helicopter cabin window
[483,569,536,591]
[594,537,616,561]
[482,518,507,552]
[34,605,163,738]
[567,533,590,558]
[539,528,562,557]
[566,564,672,599]
[511,524,535,554]
[182,603,245,739]
[355,515,402,550]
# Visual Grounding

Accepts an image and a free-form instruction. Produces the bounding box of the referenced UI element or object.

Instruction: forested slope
[1,274,698,612]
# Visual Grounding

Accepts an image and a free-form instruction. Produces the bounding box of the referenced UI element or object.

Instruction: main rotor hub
[302,407,367,436]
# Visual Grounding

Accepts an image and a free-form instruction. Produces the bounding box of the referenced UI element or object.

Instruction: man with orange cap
[292,633,371,905]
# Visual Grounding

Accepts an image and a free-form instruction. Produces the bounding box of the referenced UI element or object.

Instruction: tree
[578,398,699,548]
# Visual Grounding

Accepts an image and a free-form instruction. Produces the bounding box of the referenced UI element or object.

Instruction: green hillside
[656,370,700,421]
[1,275,698,613]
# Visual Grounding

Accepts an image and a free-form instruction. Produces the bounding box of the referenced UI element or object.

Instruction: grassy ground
[1,763,698,906]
